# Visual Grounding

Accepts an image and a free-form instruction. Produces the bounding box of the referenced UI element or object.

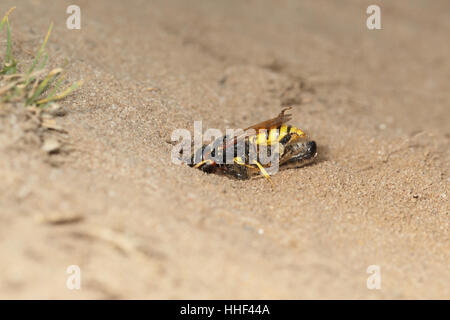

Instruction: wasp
[189,107,317,183]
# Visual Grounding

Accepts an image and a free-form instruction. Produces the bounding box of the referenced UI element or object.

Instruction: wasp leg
[224,162,249,180]
[233,156,253,168]
[193,159,216,173]
[251,160,274,187]
[233,157,274,186]
[194,158,217,169]
[220,156,251,180]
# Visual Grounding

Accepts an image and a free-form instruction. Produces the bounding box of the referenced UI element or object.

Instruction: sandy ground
[0,0,448,299]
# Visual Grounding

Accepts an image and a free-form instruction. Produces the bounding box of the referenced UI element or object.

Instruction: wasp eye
[306,141,317,154]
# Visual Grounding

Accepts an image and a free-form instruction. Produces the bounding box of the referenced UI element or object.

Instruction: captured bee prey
[186,107,317,183]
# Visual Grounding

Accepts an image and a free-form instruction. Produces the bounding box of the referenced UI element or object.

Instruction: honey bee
[189,107,317,183]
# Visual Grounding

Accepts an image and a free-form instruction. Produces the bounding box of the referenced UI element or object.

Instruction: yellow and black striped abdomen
[253,125,305,145]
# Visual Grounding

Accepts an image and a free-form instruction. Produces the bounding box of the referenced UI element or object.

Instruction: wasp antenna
[280,106,293,114]
[277,107,293,123]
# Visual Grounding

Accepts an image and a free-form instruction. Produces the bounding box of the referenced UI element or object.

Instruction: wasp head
[280,138,317,169]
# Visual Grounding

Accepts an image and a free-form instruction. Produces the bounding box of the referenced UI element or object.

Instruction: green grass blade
[5,20,12,63]
[0,7,15,30]
[37,79,83,105]
[2,9,81,108]
[38,52,48,70]
[27,22,53,75]
[40,73,66,101]
[26,68,62,105]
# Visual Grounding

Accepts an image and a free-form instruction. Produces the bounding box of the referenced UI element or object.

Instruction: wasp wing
[219,106,293,153]
[243,106,292,132]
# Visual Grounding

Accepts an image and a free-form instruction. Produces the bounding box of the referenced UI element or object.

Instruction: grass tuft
[0,7,82,107]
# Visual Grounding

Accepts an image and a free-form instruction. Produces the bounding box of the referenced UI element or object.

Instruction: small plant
[0,7,82,108]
